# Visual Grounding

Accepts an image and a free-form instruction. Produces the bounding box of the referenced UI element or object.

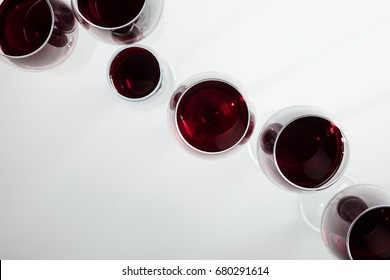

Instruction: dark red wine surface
[0,0,52,56]
[109,47,161,99]
[349,206,390,260]
[176,80,249,153]
[77,0,145,28]
[275,116,344,188]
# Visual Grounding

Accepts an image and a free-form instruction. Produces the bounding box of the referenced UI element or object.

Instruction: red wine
[275,116,344,188]
[260,123,282,155]
[0,0,77,68]
[109,47,161,100]
[349,206,390,260]
[77,0,145,28]
[0,0,52,56]
[240,112,255,145]
[176,80,250,153]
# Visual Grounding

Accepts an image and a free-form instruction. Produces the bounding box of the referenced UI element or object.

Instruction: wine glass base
[299,175,356,232]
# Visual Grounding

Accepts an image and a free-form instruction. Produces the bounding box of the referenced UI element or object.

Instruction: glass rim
[107,44,164,102]
[271,112,349,191]
[346,204,390,260]
[71,0,147,31]
[0,0,55,59]
[173,75,252,155]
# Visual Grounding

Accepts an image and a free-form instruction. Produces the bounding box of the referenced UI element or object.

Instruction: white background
[1,0,390,259]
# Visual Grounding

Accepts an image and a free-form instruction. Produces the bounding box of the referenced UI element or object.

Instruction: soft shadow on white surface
[52,28,97,73]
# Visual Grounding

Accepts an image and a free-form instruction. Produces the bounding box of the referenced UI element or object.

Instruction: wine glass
[256,106,350,230]
[322,184,390,259]
[258,106,349,191]
[0,0,78,70]
[168,72,255,157]
[107,44,168,102]
[71,0,164,44]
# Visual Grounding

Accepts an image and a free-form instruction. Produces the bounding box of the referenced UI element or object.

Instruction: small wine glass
[322,184,390,259]
[0,0,78,70]
[71,0,164,44]
[256,106,350,230]
[107,44,168,102]
[168,72,255,157]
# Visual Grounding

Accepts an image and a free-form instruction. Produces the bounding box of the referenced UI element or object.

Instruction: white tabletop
[1,0,390,259]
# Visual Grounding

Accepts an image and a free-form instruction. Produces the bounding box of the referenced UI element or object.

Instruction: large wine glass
[0,0,78,70]
[258,106,349,191]
[71,0,164,44]
[169,72,255,157]
[322,184,390,259]
[257,106,350,230]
